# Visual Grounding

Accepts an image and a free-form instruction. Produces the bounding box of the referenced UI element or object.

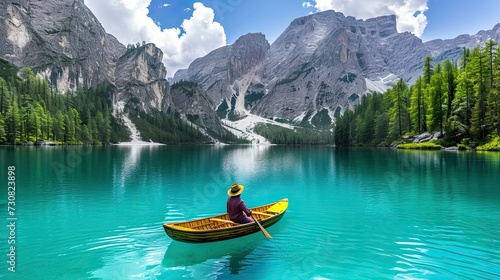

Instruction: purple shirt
[227,196,252,223]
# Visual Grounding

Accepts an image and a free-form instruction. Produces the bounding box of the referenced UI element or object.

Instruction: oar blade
[253,216,272,239]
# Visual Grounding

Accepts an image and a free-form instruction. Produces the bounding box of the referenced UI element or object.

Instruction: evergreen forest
[334,41,500,150]
[0,59,209,145]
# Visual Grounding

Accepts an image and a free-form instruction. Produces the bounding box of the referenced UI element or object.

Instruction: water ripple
[391,225,500,279]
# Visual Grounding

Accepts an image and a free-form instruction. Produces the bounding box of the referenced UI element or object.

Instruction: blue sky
[147,0,500,43]
[420,0,500,41]
[85,0,500,77]
[147,0,309,44]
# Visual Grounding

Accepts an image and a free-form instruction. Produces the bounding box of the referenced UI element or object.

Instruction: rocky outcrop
[115,44,170,112]
[175,11,432,126]
[0,0,124,92]
[169,82,231,139]
[172,33,270,116]
[0,0,171,113]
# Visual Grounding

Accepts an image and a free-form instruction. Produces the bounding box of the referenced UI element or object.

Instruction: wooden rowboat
[163,198,288,242]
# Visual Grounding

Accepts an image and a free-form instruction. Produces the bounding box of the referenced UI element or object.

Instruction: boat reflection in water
[164,235,265,275]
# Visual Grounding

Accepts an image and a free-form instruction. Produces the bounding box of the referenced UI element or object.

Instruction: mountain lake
[0,145,499,279]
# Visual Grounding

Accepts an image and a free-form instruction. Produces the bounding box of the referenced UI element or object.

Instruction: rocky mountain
[174,10,500,128]
[252,12,429,123]
[174,32,270,118]
[425,23,500,62]
[113,44,170,113]
[1,0,123,92]
[169,81,230,139]
[0,0,231,141]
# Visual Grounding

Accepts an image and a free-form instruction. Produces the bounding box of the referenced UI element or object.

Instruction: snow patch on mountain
[222,114,296,144]
[365,77,392,93]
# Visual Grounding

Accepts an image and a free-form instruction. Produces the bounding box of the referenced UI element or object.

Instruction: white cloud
[302,2,313,8]
[84,1,226,77]
[304,0,428,37]
[162,3,171,8]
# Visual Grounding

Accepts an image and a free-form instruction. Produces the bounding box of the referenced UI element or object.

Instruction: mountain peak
[233,32,267,44]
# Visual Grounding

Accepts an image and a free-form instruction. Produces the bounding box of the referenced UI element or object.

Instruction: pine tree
[443,60,457,120]
[486,45,500,136]
[64,113,74,142]
[21,103,36,142]
[82,124,91,143]
[374,112,389,144]
[410,77,425,134]
[470,48,488,141]
[427,64,446,134]
[0,77,7,115]
[91,118,99,144]
[388,79,410,139]
[71,108,82,142]
[53,111,65,141]
[33,103,46,141]
[44,112,53,142]
[486,40,497,92]
[0,116,5,142]
[423,56,433,85]
[5,100,20,144]
[452,72,475,133]
[334,109,354,146]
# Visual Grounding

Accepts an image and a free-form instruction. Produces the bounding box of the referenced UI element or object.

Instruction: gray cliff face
[172,33,270,116]
[169,83,230,139]
[173,45,232,102]
[0,0,124,92]
[115,44,170,112]
[228,33,269,83]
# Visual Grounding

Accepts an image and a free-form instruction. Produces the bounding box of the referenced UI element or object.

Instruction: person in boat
[227,182,253,224]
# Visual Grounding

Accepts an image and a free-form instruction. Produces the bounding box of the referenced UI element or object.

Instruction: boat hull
[163,198,288,242]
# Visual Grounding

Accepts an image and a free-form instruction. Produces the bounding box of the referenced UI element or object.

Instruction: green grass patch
[476,136,500,151]
[397,142,443,150]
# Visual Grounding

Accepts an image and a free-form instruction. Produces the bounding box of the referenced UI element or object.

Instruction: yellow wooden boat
[163,198,288,242]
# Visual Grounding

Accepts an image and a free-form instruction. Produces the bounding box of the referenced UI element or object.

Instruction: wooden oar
[252,215,272,238]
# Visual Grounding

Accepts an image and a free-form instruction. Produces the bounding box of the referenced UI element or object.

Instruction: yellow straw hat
[227,182,245,196]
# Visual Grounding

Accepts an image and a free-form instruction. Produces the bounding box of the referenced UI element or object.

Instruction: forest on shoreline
[334,41,500,151]
[0,59,210,145]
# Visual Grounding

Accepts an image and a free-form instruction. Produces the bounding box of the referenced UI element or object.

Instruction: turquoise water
[0,145,499,279]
